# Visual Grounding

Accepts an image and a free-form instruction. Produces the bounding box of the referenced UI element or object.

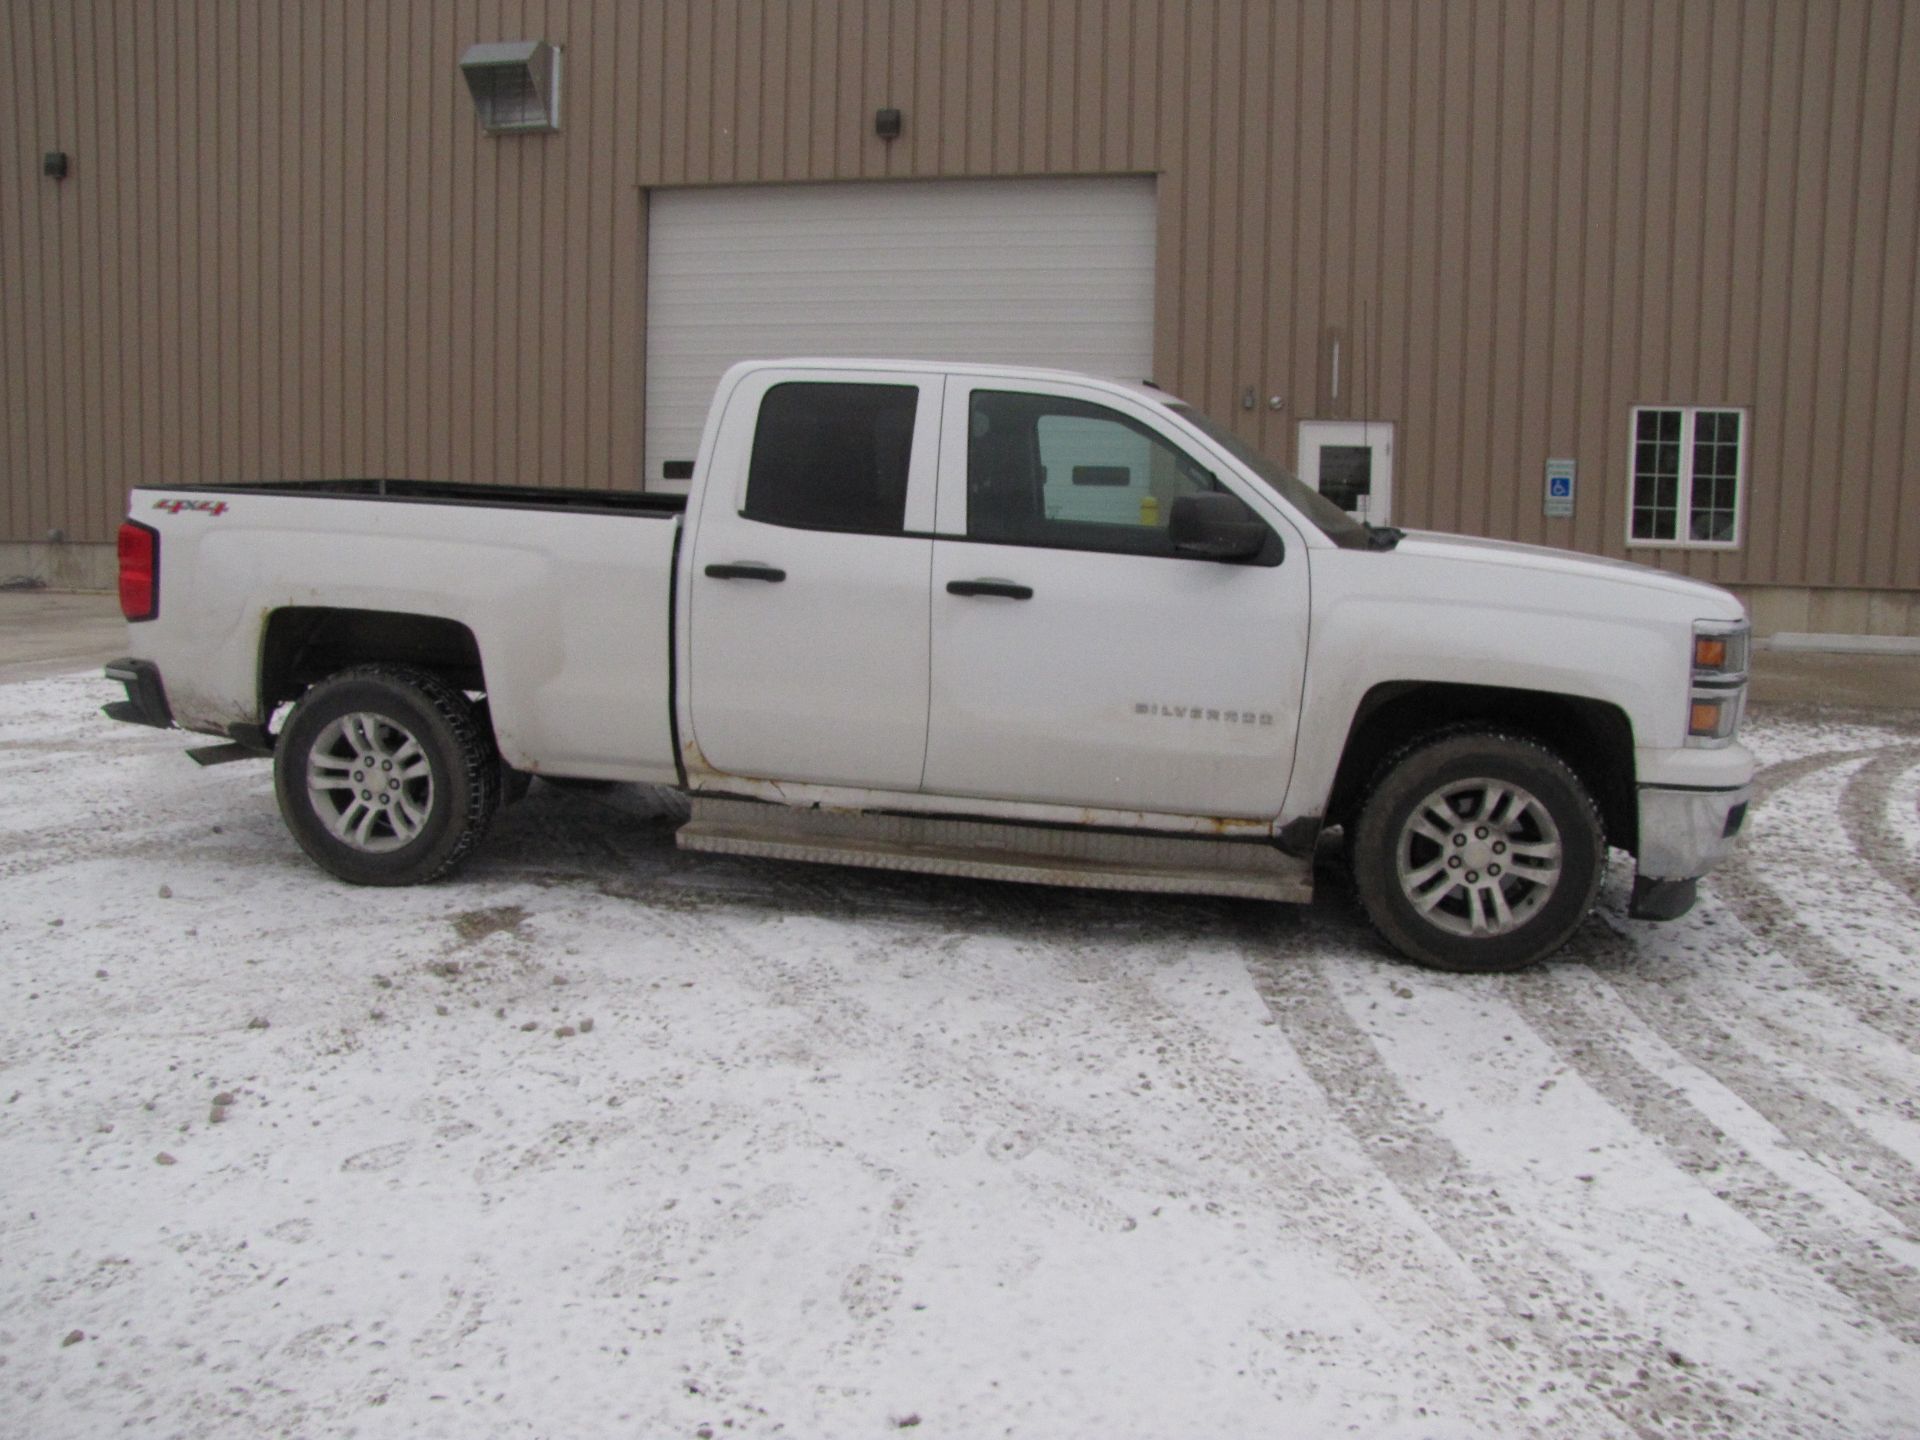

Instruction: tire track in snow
[1569,924,1920,1237]
[1005,937,1693,1437]
[1242,925,1752,1440]
[1713,748,1920,1048]
[595,841,1776,1435]
[636,892,1293,1246]
[1042,924,1671,1436]
[619,876,1656,1435]
[617,895,1157,1238]
[1838,748,1920,909]
[1562,744,1920,1236]
[1503,967,1920,1346]
[617,892,1342,1412]
[0,823,283,884]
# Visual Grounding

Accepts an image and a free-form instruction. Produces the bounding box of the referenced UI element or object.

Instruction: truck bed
[124,481,685,785]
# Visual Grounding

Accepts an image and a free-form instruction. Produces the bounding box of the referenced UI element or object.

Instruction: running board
[675,796,1313,904]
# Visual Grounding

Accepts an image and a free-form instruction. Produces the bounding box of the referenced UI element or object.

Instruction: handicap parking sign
[1544,459,1575,518]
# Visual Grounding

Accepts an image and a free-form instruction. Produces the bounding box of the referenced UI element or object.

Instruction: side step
[675,796,1313,904]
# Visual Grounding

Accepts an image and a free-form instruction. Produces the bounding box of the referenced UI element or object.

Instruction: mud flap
[1629,874,1699,922]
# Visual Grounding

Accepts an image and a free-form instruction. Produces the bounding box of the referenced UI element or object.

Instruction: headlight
[1687,620,1750,746]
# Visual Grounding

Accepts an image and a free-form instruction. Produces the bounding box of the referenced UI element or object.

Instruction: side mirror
[1169,492,1270,561]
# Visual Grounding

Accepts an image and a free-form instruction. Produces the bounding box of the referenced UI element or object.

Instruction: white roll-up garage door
[643,176,1157,491]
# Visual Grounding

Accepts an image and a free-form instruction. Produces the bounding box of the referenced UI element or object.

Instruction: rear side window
[744,382,919,535]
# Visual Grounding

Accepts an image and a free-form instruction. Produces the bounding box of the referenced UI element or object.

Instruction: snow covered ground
[3,669,1919,1439]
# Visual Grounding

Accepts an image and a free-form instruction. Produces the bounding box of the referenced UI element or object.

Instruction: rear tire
[1351,730,1604,972]
[273,665,500,886]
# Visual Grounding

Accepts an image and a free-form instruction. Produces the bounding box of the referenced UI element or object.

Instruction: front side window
[1629,406,1744,547]
[744,382,918,535]
[968,390,1224,556]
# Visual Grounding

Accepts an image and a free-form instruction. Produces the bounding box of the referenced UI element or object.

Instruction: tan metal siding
[9,3,40,542]
[0,0,648,514]
[1,0,1915,596]
[1871,1,1920,591]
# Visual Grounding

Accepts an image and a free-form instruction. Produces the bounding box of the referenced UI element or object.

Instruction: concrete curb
[1758,633,1920,657]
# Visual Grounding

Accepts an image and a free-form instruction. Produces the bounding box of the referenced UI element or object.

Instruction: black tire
[1351,730,1604,972]
[272,665,501,886]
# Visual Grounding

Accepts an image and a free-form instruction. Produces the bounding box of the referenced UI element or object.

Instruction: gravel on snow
[2,672,1919,1438]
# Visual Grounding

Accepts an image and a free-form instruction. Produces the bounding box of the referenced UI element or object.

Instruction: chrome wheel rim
[306,711,434,853]
[1396,777,1563,937]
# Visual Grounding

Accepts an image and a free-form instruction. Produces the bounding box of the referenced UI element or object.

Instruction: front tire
[273,665,501,885]
[1351,731,1604,972]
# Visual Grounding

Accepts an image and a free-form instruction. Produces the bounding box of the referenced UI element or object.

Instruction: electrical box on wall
[460,41,562,134]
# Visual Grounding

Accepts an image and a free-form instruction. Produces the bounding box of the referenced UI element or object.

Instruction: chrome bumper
[1637,784,1752,882]
[1627,784,1751,922]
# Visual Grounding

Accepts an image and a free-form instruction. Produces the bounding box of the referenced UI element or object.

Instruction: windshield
[1168,403,1369,548]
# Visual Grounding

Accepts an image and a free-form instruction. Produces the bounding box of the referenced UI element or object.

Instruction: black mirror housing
[1169,492,1270,561]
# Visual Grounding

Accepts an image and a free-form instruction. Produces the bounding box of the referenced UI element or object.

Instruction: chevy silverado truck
[104,359,1755,971]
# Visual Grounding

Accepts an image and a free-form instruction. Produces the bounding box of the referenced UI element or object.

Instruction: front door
[687,368,943,792]
[1298,420,1394,525]
[923,380,1309,821]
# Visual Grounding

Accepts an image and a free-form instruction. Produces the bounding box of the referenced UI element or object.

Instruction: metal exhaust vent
[460,40,562,134]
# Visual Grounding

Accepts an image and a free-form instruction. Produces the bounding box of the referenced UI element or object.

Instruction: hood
[1386,529,1747,616]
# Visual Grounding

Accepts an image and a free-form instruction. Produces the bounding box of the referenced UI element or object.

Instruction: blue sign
[1544,459,1576,518]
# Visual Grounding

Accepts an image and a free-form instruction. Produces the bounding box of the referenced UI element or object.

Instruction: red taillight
[118,520,159,621]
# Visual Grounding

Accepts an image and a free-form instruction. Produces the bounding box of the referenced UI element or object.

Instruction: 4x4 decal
[152,498,229,516]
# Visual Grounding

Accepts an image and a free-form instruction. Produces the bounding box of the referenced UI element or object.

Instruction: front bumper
[1629,782,1751,920]
[1638,783,1752,880]
[102,658,174,730]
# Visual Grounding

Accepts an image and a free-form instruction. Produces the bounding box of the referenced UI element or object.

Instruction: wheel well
[1325,682,1639,855]
[261,608,485,716]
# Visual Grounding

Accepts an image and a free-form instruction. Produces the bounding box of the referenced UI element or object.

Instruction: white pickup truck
[105,359,1755,971]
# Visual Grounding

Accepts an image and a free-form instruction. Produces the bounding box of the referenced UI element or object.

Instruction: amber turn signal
[1689,699,1725,737]
[1694,635,1728,670]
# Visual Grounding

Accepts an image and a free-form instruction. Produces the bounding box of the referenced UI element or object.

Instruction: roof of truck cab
[718,357,1185,409]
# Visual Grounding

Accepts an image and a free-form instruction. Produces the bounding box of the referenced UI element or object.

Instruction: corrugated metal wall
[4,0,1916,594]
[3,0,650,548]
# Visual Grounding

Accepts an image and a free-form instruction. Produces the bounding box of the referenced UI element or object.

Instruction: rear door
[924,379,1310,820]
[685,367,942,791]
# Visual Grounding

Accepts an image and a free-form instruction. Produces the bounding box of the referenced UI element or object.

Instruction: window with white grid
[1628,406,1745,548]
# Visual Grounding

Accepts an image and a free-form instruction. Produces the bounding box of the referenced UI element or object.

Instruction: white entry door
[1298,421,1394,525]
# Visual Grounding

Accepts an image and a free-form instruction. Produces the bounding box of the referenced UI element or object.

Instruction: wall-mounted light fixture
[874,108,902,141]
[460,41,562,134]
[43,151,68,180]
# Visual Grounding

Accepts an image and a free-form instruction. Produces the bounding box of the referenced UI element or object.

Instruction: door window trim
[937,380,1279,564]
[741,380,923,538]
[702,366,946,539]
